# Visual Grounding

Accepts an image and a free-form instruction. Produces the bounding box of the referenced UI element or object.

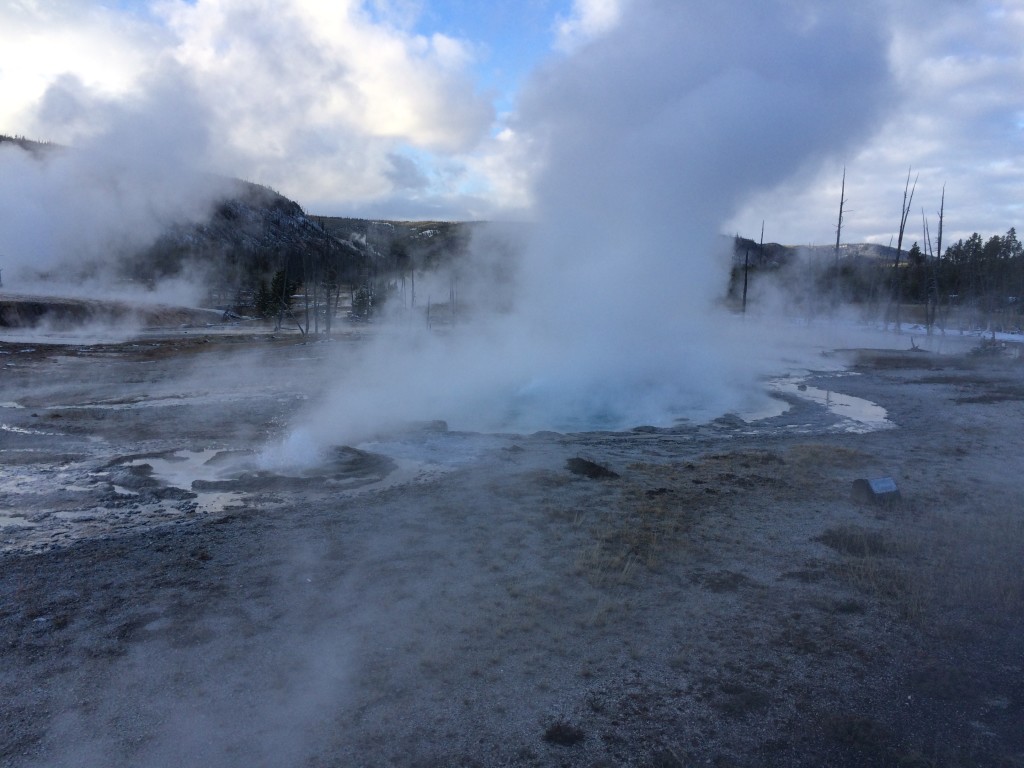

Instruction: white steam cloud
[0,67,231,296]
[270,0,895,461]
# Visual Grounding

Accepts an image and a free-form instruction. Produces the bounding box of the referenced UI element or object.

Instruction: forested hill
[134,181,374,291]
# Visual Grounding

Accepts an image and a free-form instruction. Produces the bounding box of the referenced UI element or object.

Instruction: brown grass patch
[817,525,894,558]
[575,482,699,584]
[953,384,1024,404]
[787,443,872,469]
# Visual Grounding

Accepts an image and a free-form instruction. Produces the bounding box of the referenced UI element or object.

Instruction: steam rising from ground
[270,0,894,464]
[0,68,231,300]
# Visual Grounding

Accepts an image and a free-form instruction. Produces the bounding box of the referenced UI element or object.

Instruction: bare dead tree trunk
[276,259,306,335]
[312,267,320,335]
[323,258,333,338]
[833,167,846,312]
[742,247,750,314]
[871,236,894,323]
[891,168,918,334]
[922,187,946,335]
[922,211,938,334]
[299,249,313,336]
[934,185,946,334]
[757,221,764,316]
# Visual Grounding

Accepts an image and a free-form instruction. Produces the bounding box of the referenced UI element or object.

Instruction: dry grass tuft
[817,525,895,558]
[787,443,872,469]
[574,484,698,584]
[918,505,1024,619]
[817,525,926,619]
[820,503,1024,626]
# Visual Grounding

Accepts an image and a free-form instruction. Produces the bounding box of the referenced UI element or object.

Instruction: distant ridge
[731,235,898,269]
[0,133,59,155]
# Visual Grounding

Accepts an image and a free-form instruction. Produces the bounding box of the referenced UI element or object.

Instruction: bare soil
[1,332,1022,767]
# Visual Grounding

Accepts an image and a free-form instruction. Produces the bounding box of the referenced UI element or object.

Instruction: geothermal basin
[2,328,1023,767]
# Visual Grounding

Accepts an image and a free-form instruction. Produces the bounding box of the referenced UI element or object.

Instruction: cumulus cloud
[0,0,496,215]
[155,0,493,203]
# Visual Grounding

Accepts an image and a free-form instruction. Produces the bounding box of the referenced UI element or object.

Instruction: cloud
[727,0,1024,245]
[0,2,164,140]
[1,0,1020,244]
[153,0,494,202]
[0,0,496,215]
[554,0,625,51]
[384,152,430,191]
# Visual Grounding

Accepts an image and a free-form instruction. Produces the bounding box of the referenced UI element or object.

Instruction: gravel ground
[2,333,1023,767]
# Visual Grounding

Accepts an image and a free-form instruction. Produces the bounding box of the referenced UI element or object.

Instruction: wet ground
[2,331,1023,767]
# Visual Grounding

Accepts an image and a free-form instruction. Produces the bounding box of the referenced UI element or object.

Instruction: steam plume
[272,0,894,459]
[0,67,230,297]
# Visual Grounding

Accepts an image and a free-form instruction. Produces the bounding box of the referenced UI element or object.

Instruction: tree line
[730,226,1024,333]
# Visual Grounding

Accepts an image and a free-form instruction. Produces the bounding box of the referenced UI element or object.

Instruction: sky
[1,0,1022,246]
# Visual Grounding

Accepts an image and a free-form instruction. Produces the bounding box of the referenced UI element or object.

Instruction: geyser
[272,0,894,458]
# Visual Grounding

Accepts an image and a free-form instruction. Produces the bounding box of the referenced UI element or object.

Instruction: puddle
[127,450,245,513]
[3,444,410,554]
[135,445,441,501]
[52,510,100,522]
[737,396,791,423]
[129,449,224,487]
[770,375,892,433]
[60,390,306,411]
[1,423,62,436]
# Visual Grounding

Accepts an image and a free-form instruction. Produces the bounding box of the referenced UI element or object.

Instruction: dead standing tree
[833,167,847,312]
[921,185,946,334]
[888,168,918,333]
[741,239,750,314]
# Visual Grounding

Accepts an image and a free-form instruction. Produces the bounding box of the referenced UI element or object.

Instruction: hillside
[1,137,380,313]
[133,181,377,295]
[731,236,898,269]
[2,135,496,311]
[9,133,964,325]
[316,217,478,273]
